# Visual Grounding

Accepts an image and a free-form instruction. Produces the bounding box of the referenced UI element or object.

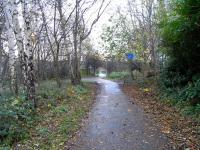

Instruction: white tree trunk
[22,0,36,107]
[10,0,28,89]
[2,0,17,94]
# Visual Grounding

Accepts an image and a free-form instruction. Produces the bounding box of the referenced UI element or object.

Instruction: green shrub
[160,70,200,104]
[178,79,200,105]
[109,71,129,79]
[182,104,200,117]
[0,96,34,145]
[159,69,200,120]
[0,80,92,148]
[0,80,67,147]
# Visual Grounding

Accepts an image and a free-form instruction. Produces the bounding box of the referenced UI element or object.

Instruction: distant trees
[71,0,110,84]
[85,53,102,75]
[101,10,132,60]
[101,0,159,74]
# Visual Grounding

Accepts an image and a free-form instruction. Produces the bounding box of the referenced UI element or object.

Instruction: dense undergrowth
[0,80,96,149]
[159,71,200,121]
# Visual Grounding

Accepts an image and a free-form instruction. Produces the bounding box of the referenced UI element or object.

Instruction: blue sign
[126,53,136,60]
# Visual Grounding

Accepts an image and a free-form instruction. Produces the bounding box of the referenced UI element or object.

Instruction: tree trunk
[3,1,17,95]
[71,0,81,85]
[12,0,27,92]
[22,0,36,108]
[54,58,61,88]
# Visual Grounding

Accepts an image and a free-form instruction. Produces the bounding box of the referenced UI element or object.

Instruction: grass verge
[0,80,97,150]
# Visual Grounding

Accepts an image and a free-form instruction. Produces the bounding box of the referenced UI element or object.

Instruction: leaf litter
[122,84,200,150]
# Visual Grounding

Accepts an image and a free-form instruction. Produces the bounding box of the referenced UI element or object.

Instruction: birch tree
[2,0,17,94]
[0,1,4,84]
[11,0,27,89]
[0,1,4,51]
[21,0,36,107]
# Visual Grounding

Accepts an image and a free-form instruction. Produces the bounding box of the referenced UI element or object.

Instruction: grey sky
[89,0,128,49]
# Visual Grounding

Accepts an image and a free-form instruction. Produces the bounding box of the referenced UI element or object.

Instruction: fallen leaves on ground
[122,84,200,150]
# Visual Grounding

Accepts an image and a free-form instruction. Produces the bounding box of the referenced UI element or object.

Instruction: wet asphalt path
[70,78,171,150]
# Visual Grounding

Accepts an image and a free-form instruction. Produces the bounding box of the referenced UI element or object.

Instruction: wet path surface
[70,78,171,150]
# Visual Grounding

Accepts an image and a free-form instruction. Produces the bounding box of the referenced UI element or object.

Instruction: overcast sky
[89,0,128,50]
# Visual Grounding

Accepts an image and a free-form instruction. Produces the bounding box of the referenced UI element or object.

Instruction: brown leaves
[122,85,200,149]
[161,126,171,134]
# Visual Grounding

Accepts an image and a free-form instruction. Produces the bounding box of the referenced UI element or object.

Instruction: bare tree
[39,0,74,87]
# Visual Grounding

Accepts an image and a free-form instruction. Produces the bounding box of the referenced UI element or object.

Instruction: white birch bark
[12,0,24,55]
[12,1,24,58]
[2,0,17,94]
[11,0,27,86]
[22,0,36,107]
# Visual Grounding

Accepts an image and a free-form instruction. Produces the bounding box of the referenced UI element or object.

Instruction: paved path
[70,78,172,150]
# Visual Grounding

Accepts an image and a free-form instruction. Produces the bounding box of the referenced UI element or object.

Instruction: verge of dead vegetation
[122,83,200,150]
